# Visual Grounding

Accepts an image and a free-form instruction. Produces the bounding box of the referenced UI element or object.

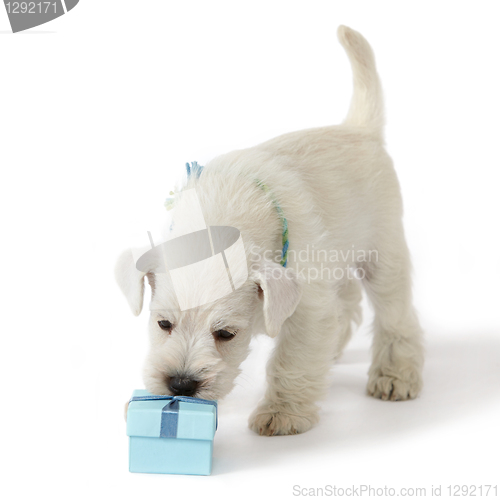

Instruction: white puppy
[116,26,424,436]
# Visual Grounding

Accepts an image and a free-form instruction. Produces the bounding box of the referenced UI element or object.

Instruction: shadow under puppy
[116,26,424,436]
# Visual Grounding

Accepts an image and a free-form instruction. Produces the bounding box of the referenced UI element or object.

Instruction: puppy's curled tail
[337,25,384,135]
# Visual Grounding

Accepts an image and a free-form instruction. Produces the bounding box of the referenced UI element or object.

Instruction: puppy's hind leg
[362,235,424,401]
[334,277,363,360]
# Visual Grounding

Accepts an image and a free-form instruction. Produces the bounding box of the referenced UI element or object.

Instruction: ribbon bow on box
[129,394,218,438]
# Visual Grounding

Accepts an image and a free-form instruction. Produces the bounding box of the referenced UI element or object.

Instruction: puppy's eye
[158,320,173,331]
[213,329,235,341]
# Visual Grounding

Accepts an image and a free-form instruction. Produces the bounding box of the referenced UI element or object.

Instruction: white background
[1,1,499,498]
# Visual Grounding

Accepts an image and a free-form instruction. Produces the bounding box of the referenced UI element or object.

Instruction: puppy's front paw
[367,370,422,401]
[248,403,318,436]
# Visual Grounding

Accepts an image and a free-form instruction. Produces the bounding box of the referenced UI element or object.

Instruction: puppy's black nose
[169,377,198,396]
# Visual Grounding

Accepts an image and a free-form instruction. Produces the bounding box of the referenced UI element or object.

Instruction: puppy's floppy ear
[254,261,302,337]
[115,249,147,316]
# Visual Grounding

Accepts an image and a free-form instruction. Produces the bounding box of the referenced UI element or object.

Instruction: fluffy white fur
[116,26,424,436]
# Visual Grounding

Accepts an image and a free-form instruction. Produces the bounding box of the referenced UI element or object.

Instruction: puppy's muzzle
[169,376,199,396]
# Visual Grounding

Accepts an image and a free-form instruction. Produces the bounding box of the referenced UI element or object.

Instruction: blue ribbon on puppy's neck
[129,394,218,438]
[186,161,204,179]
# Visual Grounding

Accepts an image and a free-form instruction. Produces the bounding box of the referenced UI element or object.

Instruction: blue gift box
[126,389,218,475]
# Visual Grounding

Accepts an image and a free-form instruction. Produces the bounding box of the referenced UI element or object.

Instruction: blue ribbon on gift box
[129,394,218,438]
